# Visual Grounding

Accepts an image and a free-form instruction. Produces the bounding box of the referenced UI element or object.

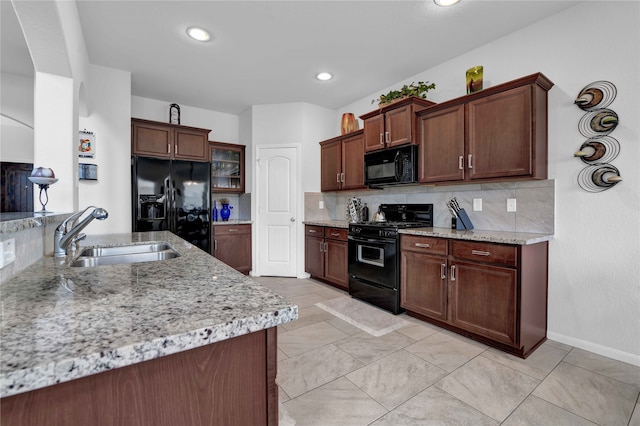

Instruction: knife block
[455,208,474,230]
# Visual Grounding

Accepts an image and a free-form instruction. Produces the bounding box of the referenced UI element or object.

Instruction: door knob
[290,217,296,222]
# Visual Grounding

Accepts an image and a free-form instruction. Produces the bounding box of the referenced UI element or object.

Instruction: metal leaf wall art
[573,80,622,192]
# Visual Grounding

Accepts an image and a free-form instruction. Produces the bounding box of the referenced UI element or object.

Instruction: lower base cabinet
[212,224,252,274]
[401,235,548,358]
[1,328,278,426]
[305,225,348,290]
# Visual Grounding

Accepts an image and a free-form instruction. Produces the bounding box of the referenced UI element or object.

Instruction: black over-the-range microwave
[364,145,418,187]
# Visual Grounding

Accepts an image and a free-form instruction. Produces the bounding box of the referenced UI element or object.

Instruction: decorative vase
[466,66,483,94]
[340,113,359,135]
[220,203,232,221]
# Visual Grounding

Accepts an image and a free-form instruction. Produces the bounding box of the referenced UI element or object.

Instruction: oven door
[348,234,397,289]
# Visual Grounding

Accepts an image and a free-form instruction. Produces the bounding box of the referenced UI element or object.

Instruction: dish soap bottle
[212,200,218,222]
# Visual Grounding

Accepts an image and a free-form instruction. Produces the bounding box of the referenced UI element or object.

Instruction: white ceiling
[3,0,581,115]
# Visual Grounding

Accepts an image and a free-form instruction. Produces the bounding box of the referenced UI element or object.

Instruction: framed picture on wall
[78,129,95,158]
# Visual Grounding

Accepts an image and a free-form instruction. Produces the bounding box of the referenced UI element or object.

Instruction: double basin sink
[70,242,180,267]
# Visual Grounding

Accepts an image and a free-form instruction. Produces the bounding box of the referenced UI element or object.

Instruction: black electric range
[347,204,433,314]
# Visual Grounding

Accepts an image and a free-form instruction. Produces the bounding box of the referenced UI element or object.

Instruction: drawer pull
[458,155,464,170]
[450,265,456,281]
[471,250,491,256]
[414,243,430,248]
[228,229,239,232]
[441,263,446,279]
[309,229,317,233]
[330,232,340,237]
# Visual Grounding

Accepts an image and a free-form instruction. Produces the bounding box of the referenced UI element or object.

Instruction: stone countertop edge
[0,231,297,398]
[303,220,350,228]
[399,227,554,245]
[211,220,253,226]
[0,212,72,234]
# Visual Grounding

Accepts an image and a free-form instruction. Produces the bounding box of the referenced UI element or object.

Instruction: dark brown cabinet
[418,73,553,184]
[360,97,436,153]
[131,118,210,161]
[320,130,365,192]
[212,224,252,274]
[210,141,245,193]
[1,328,278,426]
[305,225,348,290]
[400,234,548,358]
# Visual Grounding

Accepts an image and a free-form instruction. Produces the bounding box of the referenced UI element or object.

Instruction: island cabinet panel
[304,225,348,290]
[417,72,552,185]
[400,235,548,358]
[320,130,365,192]
[1,328,279,426]
[131,118,210,161]
[212,224,252,274]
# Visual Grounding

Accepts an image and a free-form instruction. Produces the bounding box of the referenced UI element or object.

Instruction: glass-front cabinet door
[210,141,245,193]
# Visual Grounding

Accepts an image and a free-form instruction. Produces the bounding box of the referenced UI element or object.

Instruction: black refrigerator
[132,157,210,253]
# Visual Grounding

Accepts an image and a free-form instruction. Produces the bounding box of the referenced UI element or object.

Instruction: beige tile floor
[253,276,640,426]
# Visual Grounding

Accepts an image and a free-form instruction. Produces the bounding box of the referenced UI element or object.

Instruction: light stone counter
[0,231,297,398]
[399,227,553,245]
[302,220,350,229]
[211,220,253,226]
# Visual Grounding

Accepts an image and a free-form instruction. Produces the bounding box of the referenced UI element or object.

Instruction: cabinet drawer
[450,240,517,267]
[213,224,251,236]
[401,235,447,256]
[325,228,348,241]
[305,225,325,237]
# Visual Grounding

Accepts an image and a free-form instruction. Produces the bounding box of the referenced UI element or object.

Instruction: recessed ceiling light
[316,72,333,81]
[186,27,211,42]
[434,0,460,6]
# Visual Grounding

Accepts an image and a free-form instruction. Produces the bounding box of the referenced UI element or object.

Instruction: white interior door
[256,145,298,277]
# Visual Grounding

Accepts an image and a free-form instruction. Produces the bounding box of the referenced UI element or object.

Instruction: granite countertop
[399,227,553,245]
[303,220,350,229]
[211,220,253,226]
[0,212,72,234]
[0,231,297,398]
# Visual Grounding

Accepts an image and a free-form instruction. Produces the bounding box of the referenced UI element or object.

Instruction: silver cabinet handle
[330,232,340,237]
[441,263,446,279]
[471,250,491,256]
[458,156,464,170]
[337,173,340,183]
[308,229,317,233]
[450,265,456,281]
[414,243,430,248]
[175,144,178,155]
[468,154,473,169]
[385,131,390,143]
[379,133,384,145]
[214,240,218,251]
[340,172,345,182]
[228,229,238,232]
[168,143,171,154]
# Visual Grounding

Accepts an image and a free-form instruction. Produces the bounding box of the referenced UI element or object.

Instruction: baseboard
[547,331,640,367]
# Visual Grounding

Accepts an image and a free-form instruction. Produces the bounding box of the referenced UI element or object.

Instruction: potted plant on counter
[373,81,436,108]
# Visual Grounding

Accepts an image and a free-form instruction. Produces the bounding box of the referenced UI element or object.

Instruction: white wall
[78,65,131,234]
[0,72,34,162]
[131,96,240,143]
[339,1,640,365]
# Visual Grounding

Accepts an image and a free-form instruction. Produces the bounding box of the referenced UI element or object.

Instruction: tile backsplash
[305,179,554,234]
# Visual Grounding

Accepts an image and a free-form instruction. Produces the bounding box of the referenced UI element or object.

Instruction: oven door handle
[348,235,396,244]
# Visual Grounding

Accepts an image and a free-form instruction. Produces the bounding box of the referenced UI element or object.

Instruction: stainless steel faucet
[53,206,109,257]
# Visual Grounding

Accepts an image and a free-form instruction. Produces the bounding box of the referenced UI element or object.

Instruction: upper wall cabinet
[131,118,210,161]
[417,73,554,184]
[210,141,245,193]
[320,129,365,192]
[360,97,436,153]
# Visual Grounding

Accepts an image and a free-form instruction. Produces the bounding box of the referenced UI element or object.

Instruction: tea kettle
[372,206,386,222]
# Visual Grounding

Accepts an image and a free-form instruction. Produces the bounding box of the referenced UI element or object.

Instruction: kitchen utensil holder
[455,208,474,230]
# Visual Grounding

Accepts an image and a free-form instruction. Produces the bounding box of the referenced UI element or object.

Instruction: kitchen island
[0,230,297,425]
